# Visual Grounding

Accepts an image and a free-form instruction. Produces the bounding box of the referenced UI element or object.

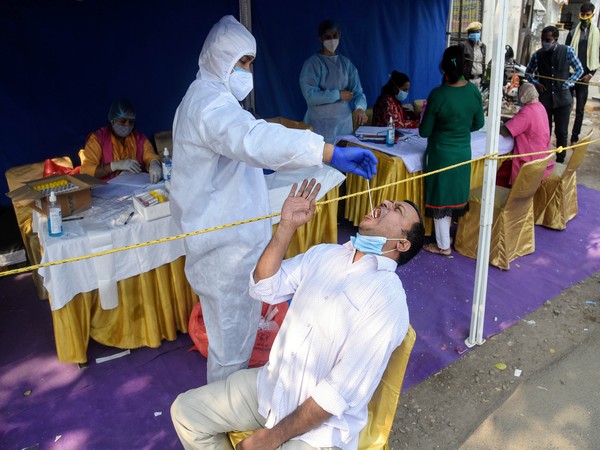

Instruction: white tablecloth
[336,129,514,173]
[38,167,345,311]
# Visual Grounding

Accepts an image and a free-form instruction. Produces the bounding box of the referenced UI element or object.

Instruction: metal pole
[465,0,508,348]
[447,0,456,47]
[239,0,256,115]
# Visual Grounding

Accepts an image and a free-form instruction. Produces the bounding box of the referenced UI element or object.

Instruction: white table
[337,129,514,173]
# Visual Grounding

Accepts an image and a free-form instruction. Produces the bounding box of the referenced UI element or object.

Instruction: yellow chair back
[154,130,173,158]
[229,325,416,449]
[533,130,593,230]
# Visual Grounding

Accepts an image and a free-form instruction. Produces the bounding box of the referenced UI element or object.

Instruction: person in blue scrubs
[299,20,368,143]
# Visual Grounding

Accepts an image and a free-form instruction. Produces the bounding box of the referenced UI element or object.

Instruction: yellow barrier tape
[464,57,598,87]
[2,137,597,278]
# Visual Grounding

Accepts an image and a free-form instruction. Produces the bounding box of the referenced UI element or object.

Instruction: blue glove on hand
[330,145,378,179]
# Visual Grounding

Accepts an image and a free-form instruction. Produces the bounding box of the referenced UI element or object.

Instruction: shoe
[571,136,579,145]
[556,156,565,164]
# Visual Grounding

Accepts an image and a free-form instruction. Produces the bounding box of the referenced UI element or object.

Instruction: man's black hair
[542,25,559,39]
[397,200,425,266]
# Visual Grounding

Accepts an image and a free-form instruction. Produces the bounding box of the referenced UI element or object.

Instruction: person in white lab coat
[170,15,377,383]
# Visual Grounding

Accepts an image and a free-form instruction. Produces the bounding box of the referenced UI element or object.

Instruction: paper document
[92,173,159,199]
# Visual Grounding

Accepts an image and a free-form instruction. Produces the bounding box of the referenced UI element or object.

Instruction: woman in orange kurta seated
[79,99,162,182]
[372,71,419,129]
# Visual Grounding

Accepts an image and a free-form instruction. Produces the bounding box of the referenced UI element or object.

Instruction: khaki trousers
[171,368,340,450]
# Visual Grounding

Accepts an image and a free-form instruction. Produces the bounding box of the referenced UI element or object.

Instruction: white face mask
[323,38,339,53]
[229,67,254,101]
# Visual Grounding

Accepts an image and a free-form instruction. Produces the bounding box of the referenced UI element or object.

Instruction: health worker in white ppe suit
[170,15,378,383]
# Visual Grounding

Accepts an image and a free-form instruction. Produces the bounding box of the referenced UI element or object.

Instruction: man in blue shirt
[526,25,584,163]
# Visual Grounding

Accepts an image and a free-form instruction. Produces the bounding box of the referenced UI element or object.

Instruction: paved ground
[387,80,600,449]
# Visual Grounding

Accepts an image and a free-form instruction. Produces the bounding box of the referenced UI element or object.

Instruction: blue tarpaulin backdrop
[0,0,449,207]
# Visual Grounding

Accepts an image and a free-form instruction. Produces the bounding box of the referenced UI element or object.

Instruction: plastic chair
[154,130,173,158]
[265,116,313,131]
[5,157,73,299]
[533,131,593,230]
[455,153,553,270]
[228,325,417,449]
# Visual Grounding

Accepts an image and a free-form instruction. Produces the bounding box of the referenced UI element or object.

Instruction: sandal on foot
[423,243,452,257]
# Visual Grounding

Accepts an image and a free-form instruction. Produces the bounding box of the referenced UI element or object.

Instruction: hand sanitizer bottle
[162,148,172,192]
[386,116,395,147]
[47,191,63,237]
[162,148,172,181]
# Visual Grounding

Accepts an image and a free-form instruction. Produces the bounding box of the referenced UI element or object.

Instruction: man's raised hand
[280,178,321,229]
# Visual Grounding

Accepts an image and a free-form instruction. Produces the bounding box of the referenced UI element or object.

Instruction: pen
[63,216,84,222]
[124,211,135,225]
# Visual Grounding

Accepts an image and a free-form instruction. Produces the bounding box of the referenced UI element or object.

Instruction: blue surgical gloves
[330,145,378,179]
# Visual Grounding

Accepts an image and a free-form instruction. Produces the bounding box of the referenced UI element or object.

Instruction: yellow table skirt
[49,187,339,363]
[344,151,486,235]
[51,256,198,363]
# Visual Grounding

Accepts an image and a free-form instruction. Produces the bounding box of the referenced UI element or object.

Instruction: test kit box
[6,174,105,217]
[133,189,171,221]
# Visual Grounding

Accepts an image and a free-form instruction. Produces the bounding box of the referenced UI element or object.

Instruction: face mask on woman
[112,123,134,138]
[395,90,409,102]
[229,67,254,101]
[323,38,339,53]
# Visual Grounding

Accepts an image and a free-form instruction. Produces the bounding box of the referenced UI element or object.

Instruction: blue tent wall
[0,0,449,207]
[0,0,236,207]
[252,0,450,121]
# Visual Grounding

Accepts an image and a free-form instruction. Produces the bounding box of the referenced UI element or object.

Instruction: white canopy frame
[466,0,508,347]
[238,0,509,347]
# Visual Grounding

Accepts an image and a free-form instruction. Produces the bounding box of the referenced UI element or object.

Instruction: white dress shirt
[249,242,409,450]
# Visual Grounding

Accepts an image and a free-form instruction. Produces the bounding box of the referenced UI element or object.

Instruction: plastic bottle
[162,148,172,181]
[162,148,172,192]
[386,116,395,147]
[47,191,63,237]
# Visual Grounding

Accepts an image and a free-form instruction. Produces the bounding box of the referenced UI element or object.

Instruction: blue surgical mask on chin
[469,32,480,42]
[351,232,407,255]
[395,90,409,102]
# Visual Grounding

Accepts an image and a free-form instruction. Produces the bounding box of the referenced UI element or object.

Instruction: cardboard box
[266,116,313,131]
[133,189,171,221]
[6,174,105,218]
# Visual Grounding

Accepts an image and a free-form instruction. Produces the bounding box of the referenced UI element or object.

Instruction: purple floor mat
[1,185,599,449]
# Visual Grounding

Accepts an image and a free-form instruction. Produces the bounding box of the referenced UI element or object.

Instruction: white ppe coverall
[170,15,325,382]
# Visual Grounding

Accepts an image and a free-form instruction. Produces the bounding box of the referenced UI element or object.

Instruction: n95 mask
[323,38,339,53]
[230,67,254,101]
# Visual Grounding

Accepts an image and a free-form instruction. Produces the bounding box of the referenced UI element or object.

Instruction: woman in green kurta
[420,45,485,256]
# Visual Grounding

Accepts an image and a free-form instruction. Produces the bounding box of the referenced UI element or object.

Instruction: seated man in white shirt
[171,178,425,450]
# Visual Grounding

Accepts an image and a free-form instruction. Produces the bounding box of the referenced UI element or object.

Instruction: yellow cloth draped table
[344,150,487,235]
[534,131,593,230]
[51,256,197,363]
[229,326,416,449]
[41,186,339,364]
[5,157,74,299]
[455,154,553,270]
